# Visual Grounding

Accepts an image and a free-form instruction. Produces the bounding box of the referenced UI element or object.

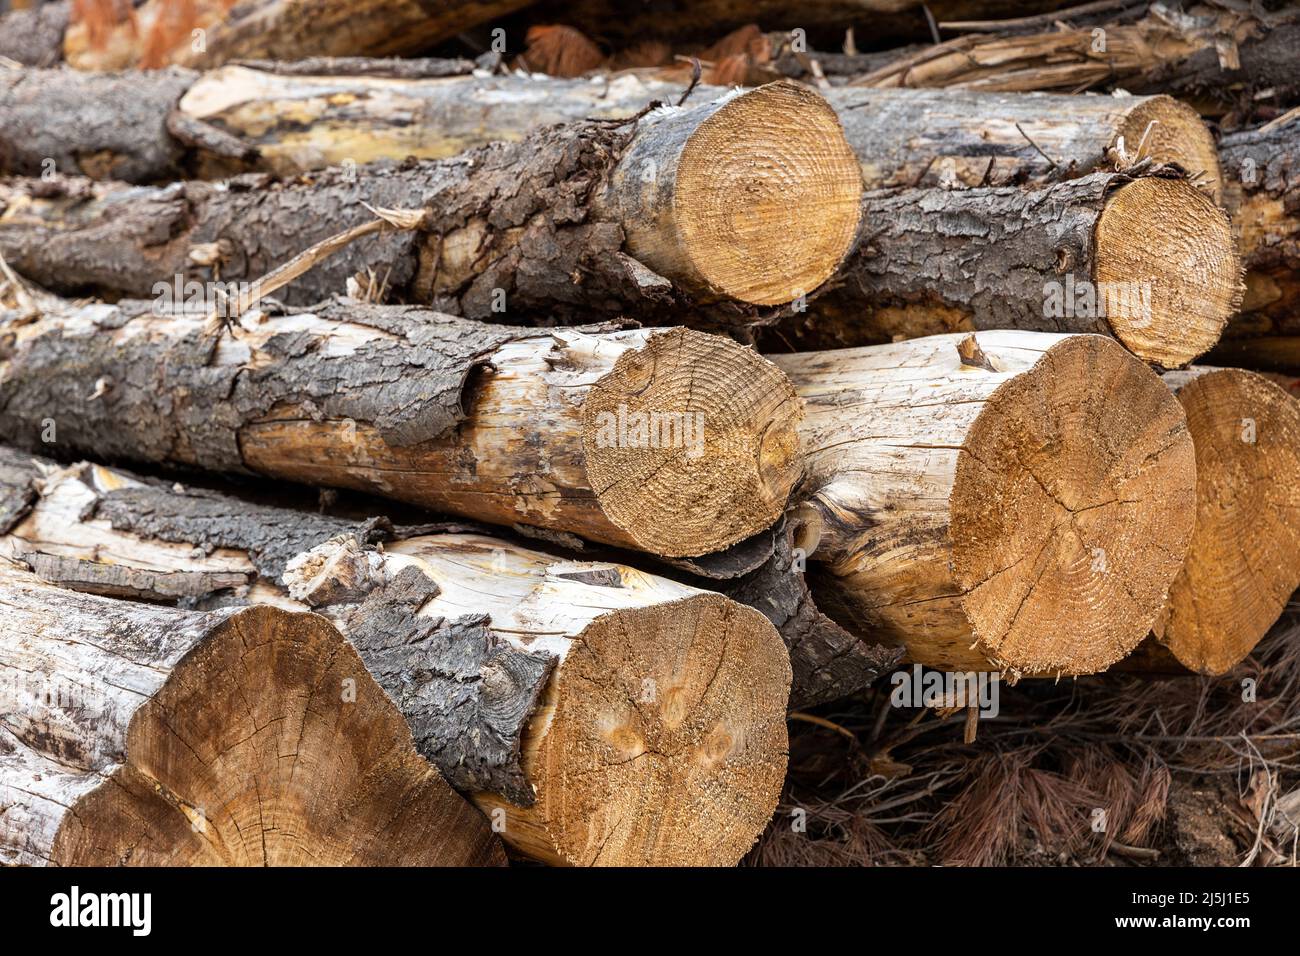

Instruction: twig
[789,712,859,744]
[677,57,702,106]
[1016,121,1060,169]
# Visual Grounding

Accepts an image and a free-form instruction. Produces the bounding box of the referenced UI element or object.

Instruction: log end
[581,327,804,557]
[1093,176,1242,368]
[485,592,791,866]
[950,334,1197,677]
[52,604,506,867]
[1157,369,1300,675]
[1115,96,1222,201]
[675,81,862,306]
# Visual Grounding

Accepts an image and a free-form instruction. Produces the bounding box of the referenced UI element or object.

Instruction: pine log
[3,64,1221,199]
[0,299,802,557]
[2,0,534,70]
[0,456,792,865]
[1145,368,1300,675]
[0,81,863,322]
[0,558,505,866]
[794,171,1242,368]
[771,331,1198,677]
[1214,115,1300,346]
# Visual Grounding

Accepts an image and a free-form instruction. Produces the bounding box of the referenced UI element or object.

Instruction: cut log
[0,81,863,323]
[6,0,534,70]
[0,559,505,866]
[1216,115,1300,343]
[1148,368,1300,675]
[793,171,1242,368]
[771,331,1198,677]
[0,456,792,865]
[824,87,1222,197]
[0,299,802,557]
[4,65,1221,201]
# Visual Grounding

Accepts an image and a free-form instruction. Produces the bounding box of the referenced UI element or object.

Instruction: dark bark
[0,121,741,326]
[0,448,555,804]
[0,299,523,473]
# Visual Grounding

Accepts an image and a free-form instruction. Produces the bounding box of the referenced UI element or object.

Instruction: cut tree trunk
[791,170,1241,368]
[0,455,792,866]
[3,65,1221,199]
[0,559,505,866]
[1213,115,1300,355]
[770,331,1198,678]
[0,299,802,558]
[1146,368,1300,676]
[4,0,534,70]
[0,81,863,325]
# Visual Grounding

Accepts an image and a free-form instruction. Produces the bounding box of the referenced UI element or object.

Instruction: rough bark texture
[5,65,1219,201]
[0,1,68,66]
[0,298,801,556]
[785,170,1240,368]
[0,82,860,327]
[0,450,556,805]
[1217,115,1300,346]
[688,519,902,708]
[0,454,791,865]
[0,557,506,867]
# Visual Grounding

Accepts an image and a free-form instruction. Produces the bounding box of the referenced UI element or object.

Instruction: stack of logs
[1,0,1298,867]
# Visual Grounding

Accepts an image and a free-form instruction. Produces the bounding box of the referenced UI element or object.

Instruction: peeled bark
[0,559,505,867]
[0,455,792,866]
[0,298,802,557]
[13,0,533,70]
[771,331,1197,678]
[0,81,863,324]
[5,64,1221,199]
[1148,368,1300,676]
[851,5,1299,116]
[796,171,1242,368]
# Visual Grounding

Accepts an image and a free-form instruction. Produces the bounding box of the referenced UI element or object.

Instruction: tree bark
[1214,115,1300,351]
[1148,368,1300,676]
[770,331,1198,678]
[789,170,1241,368]
[850,5,1299,118]
[0,454,792,866]
[0,298,802,557]
[0,0,68,66]
[0,557,505,866]
[0,81,862,325]
[4,64,1221,198]
[7,0,534,70]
